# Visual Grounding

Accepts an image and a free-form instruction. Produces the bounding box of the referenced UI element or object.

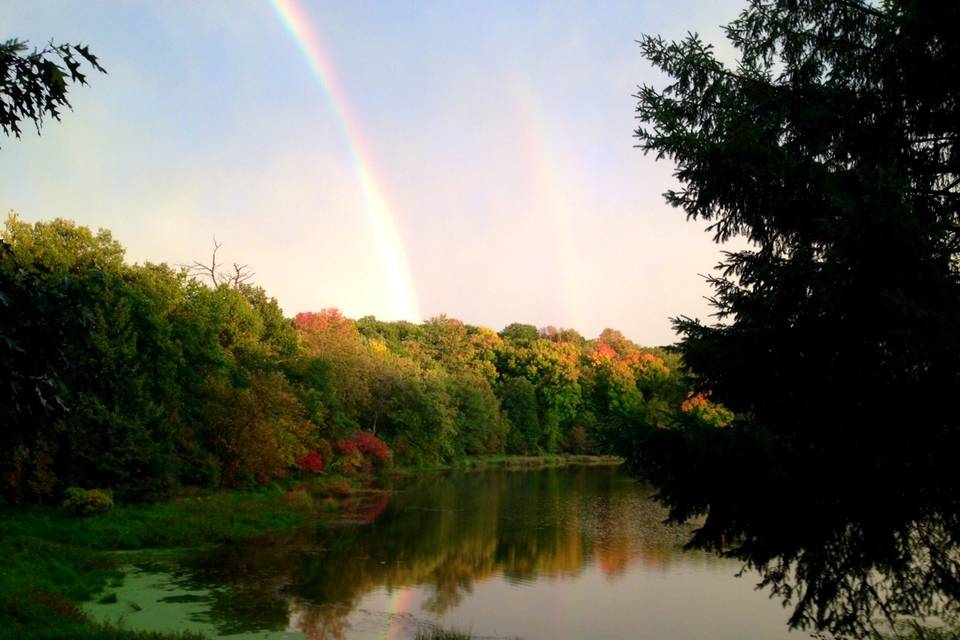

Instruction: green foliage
[631,0,960,636]
[1,217,181,502]
[1,214,707,500]
[62,488,114,517]
[199,372,316,487]
[496,338,583,437]
[383,369,457,465]
[498,322,539,344]
[447,373,508,455]
[0,216,314,502]
[498,376,542,454]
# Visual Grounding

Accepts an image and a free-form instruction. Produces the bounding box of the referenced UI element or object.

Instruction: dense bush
[350,432,390,465]
[296,451,324,474]
[62,488,114,517]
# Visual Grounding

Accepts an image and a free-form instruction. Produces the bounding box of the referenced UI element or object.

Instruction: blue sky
[2,1,743,345]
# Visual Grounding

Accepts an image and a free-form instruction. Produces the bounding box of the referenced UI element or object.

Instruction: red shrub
[296,451,324,474]
[335,438,360,458]
[351,432,390,464]
[334,432,391,473]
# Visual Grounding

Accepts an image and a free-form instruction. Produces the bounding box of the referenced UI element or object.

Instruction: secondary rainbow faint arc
[270,0,422,322]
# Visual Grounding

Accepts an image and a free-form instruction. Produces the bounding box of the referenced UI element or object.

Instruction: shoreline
[390,453,622,476]
[0,455,618,640]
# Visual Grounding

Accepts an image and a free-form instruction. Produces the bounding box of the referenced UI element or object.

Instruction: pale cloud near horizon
[1,0,743,345]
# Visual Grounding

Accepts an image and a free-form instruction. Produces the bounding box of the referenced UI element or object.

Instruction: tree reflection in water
[175,467,712,639]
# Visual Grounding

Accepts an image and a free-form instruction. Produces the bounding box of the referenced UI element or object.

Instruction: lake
[86,465,808,639]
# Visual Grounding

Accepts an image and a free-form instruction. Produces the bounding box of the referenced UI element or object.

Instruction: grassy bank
[0,475,372,640]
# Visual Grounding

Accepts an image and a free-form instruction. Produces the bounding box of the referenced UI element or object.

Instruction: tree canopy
[0,214,712,503]
[632,0,960,636]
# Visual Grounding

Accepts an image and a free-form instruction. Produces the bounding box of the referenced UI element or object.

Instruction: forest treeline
[0,215,730,504]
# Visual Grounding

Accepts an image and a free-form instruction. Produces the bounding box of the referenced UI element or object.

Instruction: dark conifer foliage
[633,1,960,636]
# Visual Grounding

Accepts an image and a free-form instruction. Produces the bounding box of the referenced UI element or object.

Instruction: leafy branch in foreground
[0,38,106,145]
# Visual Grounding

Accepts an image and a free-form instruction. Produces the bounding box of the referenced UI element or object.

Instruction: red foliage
[296,451,325,474]
[589,343,617,363]
[335,438,360,458]
[335,432,391,471]
[351,431,390,464]
[294,309,355,335]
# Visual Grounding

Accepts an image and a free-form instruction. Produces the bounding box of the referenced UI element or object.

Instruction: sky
[2,0,743,345]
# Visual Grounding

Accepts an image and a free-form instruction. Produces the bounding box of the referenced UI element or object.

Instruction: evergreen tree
[633,1,960,635]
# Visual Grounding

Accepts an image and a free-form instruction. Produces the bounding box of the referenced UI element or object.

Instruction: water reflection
[89,467,805,640]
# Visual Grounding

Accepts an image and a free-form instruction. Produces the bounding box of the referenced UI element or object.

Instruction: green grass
[0,484,321,551]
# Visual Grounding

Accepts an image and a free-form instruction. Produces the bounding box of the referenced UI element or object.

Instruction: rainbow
[384,586,416,640]
[511,82,585,330]
[270,0,421,322]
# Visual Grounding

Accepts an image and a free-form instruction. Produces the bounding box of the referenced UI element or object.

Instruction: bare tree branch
[187,236,222,286]
[184,236,255,288]
[225,262,255,287]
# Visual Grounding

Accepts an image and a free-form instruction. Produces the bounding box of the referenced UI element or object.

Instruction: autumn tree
[295,309,373,427]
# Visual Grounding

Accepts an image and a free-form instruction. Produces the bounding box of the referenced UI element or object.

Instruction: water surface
[87,466,808,639]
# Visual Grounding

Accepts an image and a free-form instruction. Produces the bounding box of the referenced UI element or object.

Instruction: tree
[0,216,182,501]
[447,372,508,455]
[420,315,474,371]
[295,309,372,428]
[498,376,541,454]
[202,371,315,487]
[496,337,582,451]
[0,39,105,145]
[595,328,639,359]
[632,1,960,636]
[498,322,539,344]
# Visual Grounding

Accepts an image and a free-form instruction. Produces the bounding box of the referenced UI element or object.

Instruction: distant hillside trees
[0,214,718,503]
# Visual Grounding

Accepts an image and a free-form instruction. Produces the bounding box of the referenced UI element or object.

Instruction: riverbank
[0,455,616,640]
[0,484,321,639]
[392,453,621,475]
